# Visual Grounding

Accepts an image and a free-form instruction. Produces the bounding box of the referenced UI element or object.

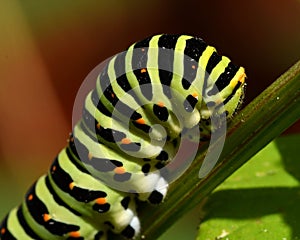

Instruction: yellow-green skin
[0,34,246,240]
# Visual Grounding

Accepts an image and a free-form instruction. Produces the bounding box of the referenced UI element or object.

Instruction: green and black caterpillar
[0,34,246,240]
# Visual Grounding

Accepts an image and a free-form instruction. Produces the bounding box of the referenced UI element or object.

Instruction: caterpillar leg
[137,175,168,204]
[119,215,140,239]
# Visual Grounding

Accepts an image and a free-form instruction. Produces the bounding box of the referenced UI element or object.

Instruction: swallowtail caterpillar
[0,34,246,240]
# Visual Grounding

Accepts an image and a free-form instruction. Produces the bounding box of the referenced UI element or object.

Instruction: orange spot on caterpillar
[239,72,247,84]
[141,68,147,73]
[1,228,6,234]
[114,167,126,174]
[69,182,75,190]
[28,194,33,201]
[141,48,145,52]
[135,118,145,124]
[121,138,131,144]
[96,123,101,129]
[192,92,199,99]
[191,65,196,70]
[88,152,93,160]
[230,71,246,88]
[69,231,81,238]
[43,214,51,222]
[157,101,165,107]
[96,198,106,204]
[51,165,56,172]
[111,93,115,98]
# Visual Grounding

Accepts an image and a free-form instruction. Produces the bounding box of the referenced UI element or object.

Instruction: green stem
[138,59,300,240]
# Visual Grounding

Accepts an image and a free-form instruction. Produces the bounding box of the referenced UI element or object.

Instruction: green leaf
[197,134,300,240]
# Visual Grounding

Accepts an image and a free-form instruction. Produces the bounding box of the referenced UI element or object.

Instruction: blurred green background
[0,0,299,238]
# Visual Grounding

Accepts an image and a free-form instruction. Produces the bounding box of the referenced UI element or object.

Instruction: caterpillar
[0,34,246,240]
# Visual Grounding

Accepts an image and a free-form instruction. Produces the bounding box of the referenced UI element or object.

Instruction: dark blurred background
[0,0,299,218]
